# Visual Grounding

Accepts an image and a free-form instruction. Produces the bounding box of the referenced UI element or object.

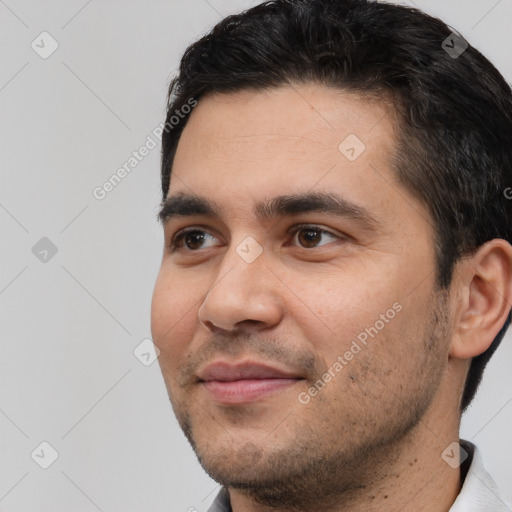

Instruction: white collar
[449,441,510,511]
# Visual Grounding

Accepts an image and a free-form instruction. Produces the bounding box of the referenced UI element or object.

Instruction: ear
[449,239,512,360]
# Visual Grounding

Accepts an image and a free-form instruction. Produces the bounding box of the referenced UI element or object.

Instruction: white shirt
[450,441,510,511]
[207,441,510,511]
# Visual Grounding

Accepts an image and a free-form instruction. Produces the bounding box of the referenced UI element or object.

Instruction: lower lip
[202,378,300,405]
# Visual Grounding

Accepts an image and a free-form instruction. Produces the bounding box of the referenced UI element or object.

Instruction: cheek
[291,266,403,355]
[150,268,201,363]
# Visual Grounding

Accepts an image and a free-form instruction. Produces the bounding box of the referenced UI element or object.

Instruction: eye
[168,224,343,253]
[290,224,341,248]
[169,228,220,252]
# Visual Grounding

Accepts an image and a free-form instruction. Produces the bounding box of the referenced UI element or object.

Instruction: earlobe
[449,239,512,360]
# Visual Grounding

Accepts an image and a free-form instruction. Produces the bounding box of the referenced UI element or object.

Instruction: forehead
[168,84,424,227]
[175,84,395,160]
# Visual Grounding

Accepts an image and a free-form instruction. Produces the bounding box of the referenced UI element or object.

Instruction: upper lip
[197,360,303,382]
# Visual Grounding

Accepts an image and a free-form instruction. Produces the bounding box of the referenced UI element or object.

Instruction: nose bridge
[215,233,268,289]
[198,234,282,331]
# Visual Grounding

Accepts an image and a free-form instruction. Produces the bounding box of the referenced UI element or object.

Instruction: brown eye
[292,225,340,249]
[170,229,219,251]
[297,228,322,248]
[183,231,207,250]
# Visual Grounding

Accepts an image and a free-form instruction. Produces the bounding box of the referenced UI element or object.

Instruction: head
[151,0,512,507]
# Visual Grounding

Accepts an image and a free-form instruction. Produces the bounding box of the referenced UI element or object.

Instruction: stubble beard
[170,291,451,511]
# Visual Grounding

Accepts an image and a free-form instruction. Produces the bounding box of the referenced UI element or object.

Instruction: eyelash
[168,224,342,252]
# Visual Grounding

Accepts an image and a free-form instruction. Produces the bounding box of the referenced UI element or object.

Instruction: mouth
[197,360,305,405]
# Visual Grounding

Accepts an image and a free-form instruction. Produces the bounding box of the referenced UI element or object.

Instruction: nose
[197,240,284,334]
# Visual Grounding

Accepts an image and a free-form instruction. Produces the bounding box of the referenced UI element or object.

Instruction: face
[151,84,451,506]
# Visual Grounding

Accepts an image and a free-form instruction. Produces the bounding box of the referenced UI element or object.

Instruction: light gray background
[1,0,511,510]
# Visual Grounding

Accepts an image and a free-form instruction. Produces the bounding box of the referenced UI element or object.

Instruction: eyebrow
[158,191,382,231]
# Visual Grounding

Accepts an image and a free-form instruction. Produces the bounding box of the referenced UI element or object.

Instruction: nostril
[235,319,265,330]
[199,318,232,335]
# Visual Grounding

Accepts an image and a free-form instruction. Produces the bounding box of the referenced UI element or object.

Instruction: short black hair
[160,0,512,411]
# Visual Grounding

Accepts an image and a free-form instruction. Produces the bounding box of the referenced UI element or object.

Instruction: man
[151,0,512,510]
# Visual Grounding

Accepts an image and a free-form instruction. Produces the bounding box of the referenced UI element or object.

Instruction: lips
[197,361,303,405]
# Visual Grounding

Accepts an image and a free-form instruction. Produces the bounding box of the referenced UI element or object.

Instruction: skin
[151,84,512,512]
